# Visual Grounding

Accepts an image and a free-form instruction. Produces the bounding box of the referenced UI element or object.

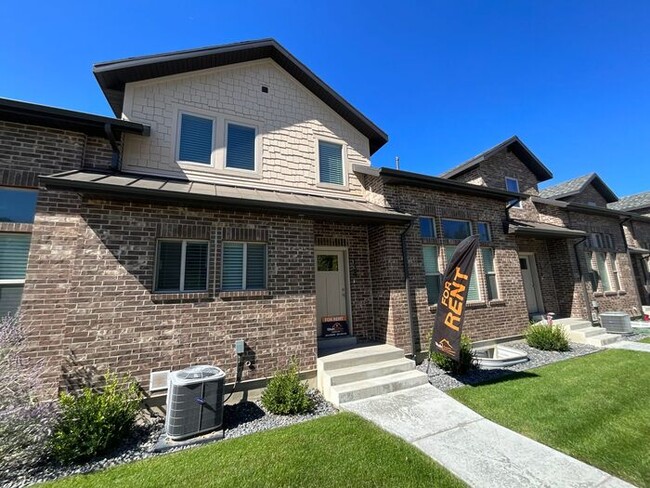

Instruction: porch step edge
[331,370,429,406]
[326,358,416,386]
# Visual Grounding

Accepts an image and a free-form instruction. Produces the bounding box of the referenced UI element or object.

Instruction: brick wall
[121,59,371,198]
[22,195,320,396]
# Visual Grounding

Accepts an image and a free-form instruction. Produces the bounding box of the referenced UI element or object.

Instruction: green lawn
[449,349,650,487]
[640,336,650,344]
[42,412,466,488]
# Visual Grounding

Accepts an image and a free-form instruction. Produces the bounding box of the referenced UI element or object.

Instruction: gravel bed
[417,341,601,391]
[2,390,336,488]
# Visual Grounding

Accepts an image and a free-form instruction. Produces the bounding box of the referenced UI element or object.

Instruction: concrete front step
[329,370,429,406]
[584,333,620,347]
[318,344,404,371]
[317,344,429,407]
[567,326,607,339]
[558,320,594,331]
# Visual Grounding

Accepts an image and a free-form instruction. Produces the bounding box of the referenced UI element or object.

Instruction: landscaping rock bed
[418,341,601,391]
[2,390,336,488]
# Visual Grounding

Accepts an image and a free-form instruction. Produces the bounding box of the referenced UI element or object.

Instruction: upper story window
[0,187,38,223]
[178,114,214,165]
[505,177,522,208]
[225,123,256,171]
[441,219,471,240]
[419,217,436,239]
[477,222,491,242]
[318,140,344,186]
[155,239,209,293]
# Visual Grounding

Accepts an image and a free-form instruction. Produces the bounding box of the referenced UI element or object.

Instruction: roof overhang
[40,170,413,224]
[507,220,587,239]
[93,39,388,154]
[0,97,150,138]
[629,246,650,255]
[532,196,650,223]
[355,165,526,202]
[540,173,618,203]
[440,136,553,183]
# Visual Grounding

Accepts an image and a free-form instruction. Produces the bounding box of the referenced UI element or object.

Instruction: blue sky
[2,1,649,196]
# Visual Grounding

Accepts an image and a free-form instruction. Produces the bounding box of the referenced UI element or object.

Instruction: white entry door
[315,250,348,336]
[519,254,544,315]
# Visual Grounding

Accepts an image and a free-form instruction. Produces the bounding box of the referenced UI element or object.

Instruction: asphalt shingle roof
[608,191,650,211]
[538,173,618,203]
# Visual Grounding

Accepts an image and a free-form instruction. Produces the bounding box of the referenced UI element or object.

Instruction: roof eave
[93,39,387,154]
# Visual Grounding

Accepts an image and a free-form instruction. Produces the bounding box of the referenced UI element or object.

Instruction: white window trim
[505,177,522,208]
[175,110,218,167]
[223,118,263,176]
[221,242,268,291]
[0,279,25,285]
[173,107,263,177]
[419,216,437,239]
[154,239,209,293]
[316,137,348,190]
[481,247,500,300]
[441,218,472,240]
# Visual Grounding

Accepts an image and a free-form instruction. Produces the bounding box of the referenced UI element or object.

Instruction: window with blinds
[178,113,213,164]
[222,242,267,291]
[595,252,611,291]
[422,245,441,304]
[318,140,344,185]
[444,245,480,301]
[155,240,208,292]
[481,248,498,300]
[226,123,256,171]
[0,233,31,316]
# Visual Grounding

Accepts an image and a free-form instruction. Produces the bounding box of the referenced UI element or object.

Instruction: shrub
[525,323,570,351]
[261,359,314,415]
[429,334,475,374]
[0,313,57,473]
[50,371,142,464]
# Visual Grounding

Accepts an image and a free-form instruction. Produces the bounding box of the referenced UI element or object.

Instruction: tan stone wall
[121,60,371,198]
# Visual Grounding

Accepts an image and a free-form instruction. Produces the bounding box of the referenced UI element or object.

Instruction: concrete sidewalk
[606,340,650,353]
[343,385,633,488]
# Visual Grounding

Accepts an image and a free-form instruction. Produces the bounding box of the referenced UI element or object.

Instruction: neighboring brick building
[1,40,648,398]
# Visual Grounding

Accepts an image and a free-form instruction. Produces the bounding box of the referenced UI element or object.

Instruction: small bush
[0,313,57,472]
[50,371,142,464]
[429,334,475,374]
[261,360,314,415]
[525,324,570,351]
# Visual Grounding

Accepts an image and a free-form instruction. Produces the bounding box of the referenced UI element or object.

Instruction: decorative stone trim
[222,227,268,242]
[219,290,272,299]
[156,223,212,240]
[150,292,212,303]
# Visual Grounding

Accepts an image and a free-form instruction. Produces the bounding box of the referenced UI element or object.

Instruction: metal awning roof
[40,170,413,223]
[507,219,587,239]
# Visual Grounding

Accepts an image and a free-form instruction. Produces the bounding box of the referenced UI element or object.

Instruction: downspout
[502,198,521,234]
[572,236,593,322]
[400,221,417,360]
[104,122,121,171]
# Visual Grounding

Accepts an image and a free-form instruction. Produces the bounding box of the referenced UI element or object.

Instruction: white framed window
[177,113,215,165]
[318,140,345,186]
[222,242,267,291]
[610,253,621,291]
[0,233,31,317]
[595,252,612,292]
[155,239,209,292]
[505,177,522,208]
[441,219,471,240]
[477,222,491,242]
[225,121,257,172]
[481,248,499,300]
[175,109,261,175]
[422,245,442,304]
[444,245,480,301]
[419,217,436,239]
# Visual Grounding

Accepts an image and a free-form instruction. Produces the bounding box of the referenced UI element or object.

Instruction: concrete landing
[605,340,650,353]
[343,385,633,488]
[555,318,620,347]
